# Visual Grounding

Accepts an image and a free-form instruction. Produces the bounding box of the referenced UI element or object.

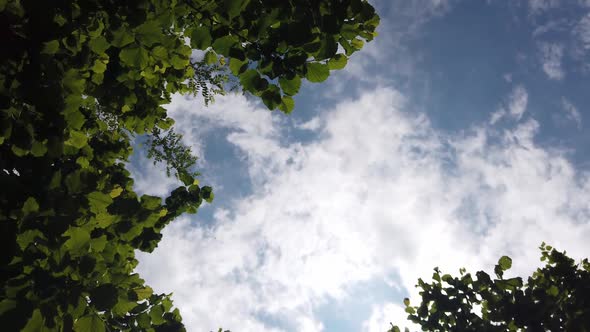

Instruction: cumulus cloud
[136,88,590,332]
[538,42,565,80]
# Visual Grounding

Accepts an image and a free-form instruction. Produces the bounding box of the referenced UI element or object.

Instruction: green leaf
[88,191,113,214]
[316,37,338,60]
[41,40,60,54]
[351,38,365,50]
[261,85,282,109]
[279,96,295,113]
[91,235,108,252]
[134,286,153,300]
[201,186,214,203]
[11,145,28,156]
[229,57,247,75]
[141,195,162,210]
[170,55,189,70]
[65,130,88,149]
[62,69,86,94]
[64,109,86,130]
[0,299,16,315]
[74,314,105,332]
[547,285,559,296]
[113,297,137,315]
[191,26,212,49]
[17,229,44,249]
[403,298,410,306]
[328,54,348,70]
[22,197,39,215]
[90,284,118,311]
[119,46,149,69]
[212,35,237,56]
[135,21,162,46]
[152,45,168,60]
[95,212,116,228]
[137,313,151,328]
[305,63,330,83]
[150,304,165,325]
[23,309,44,331]
[178,170,194,186]
[498,256,512,271]
[64,227,91,254]
[111,29,135,48]
[278,76,301,96]
[239,70,267,93]
[30,141,47,157]
[92,58,108,73]
[89,36,110,54]
[109,186,123,198]
[76,156,90,168]
[224,0,247,19]
[204,51,218,65]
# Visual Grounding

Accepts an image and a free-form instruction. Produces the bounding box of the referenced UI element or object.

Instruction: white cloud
[490,85,528,124]
[538,42,565,80]
[363,303,420,332]
[528,0,560,15]
[507,85,528,119]
[561,97,582,128]
[297,117,322,131]
[339,0,453,83]
[137,88,590,332]
[575,13,590,50]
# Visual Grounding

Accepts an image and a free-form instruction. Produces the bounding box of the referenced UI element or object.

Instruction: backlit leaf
[88,191,113,213]
[65,130,88,149]
[191,26,212,49]
[42,40,60,54]
[328,54,348,70]
[279,76,301,96]
[305,63,329,83]
[64,227,90,254]
[119,46,149,69]
[279,96,295,113]
[22,197,39,214]
[89,36,110,54]
[498,256,512,271]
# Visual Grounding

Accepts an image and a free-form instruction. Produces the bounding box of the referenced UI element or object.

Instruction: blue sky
[131,1,590,331]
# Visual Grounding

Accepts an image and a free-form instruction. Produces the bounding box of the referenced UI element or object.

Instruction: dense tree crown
[0,0,379,331]
[390,244,590,332]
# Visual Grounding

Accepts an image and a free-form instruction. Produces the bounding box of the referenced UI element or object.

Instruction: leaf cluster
[0,0,378,330]
[188,0,380,112]
[389,244,590,331]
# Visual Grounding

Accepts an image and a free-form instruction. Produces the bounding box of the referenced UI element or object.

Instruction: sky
[131,1,590,331]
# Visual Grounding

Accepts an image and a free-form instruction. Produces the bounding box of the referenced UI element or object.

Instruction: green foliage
[389,244,590,331]
[146,127,198,180]
[183,0,380,112]
[0,0,378,330]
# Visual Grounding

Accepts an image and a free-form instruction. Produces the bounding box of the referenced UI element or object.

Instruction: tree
[389,243,590,332]
[0,0,379,330]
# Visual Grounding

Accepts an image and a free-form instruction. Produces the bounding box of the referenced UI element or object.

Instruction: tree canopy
[0,0,379,330]
[389,243,590,332]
